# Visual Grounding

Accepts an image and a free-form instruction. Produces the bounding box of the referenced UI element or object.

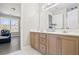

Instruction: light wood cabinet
[30,32,79,55]
[47,34,62,55]
[60,36,79,55]
[47,34,58,54]
[30,32,40,50]
[39,33,47,54]
[40,44,46,54]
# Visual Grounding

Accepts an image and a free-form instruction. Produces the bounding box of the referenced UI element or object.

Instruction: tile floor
[0,36,20,55]
[7,45,41,55]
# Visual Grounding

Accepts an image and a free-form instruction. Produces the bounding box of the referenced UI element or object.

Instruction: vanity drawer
[40,44,46,54]
[40,33,46,39]
[40,38,46,45]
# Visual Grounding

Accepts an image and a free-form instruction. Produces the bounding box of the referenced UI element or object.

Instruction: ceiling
[0,3,21,17]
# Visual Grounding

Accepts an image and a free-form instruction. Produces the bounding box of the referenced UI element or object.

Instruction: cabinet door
[60,36,78,55]
[30,32,40,50]
[47,34,59,55]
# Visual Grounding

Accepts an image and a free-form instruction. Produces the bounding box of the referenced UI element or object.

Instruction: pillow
[1,29,10,36]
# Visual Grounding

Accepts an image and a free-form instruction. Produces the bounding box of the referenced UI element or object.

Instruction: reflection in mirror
[42,3,79,32]
[67,6,79,29]
[49,14,52,28]
[53,13,63,29]
[48,12,64,30]
[48,14,57,31]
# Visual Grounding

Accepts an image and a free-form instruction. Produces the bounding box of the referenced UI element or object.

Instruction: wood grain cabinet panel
[30,32,40,50]
[40,33,46,39]
[39,33,47,54]
[40,38,46,45]
[40,44,46,54]
[56,38,62,55]
[47,34,59,55]
[60,36,79,55]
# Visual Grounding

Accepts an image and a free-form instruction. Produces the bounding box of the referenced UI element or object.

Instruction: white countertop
[30,30,79,37]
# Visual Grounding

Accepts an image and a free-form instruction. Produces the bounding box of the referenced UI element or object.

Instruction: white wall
[40,11,48,31]
[21,3,40,49]
[39,4,49,31]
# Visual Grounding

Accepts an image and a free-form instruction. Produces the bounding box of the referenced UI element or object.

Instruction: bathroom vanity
[30,31,79,55]
[30,4,79,55]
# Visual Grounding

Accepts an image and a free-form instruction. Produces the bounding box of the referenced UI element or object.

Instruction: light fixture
[42,3,60,10]
[11,8,16,11]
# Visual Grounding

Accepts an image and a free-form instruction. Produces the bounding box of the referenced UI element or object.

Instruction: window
[0,17,10,30]
[0,16,19,32]
[11,19,19,32]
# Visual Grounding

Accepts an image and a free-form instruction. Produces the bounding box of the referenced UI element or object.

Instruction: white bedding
[0,36,9,39]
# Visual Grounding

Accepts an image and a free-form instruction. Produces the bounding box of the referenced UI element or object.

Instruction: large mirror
[47,6,64,31]
[43,3,79,32]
